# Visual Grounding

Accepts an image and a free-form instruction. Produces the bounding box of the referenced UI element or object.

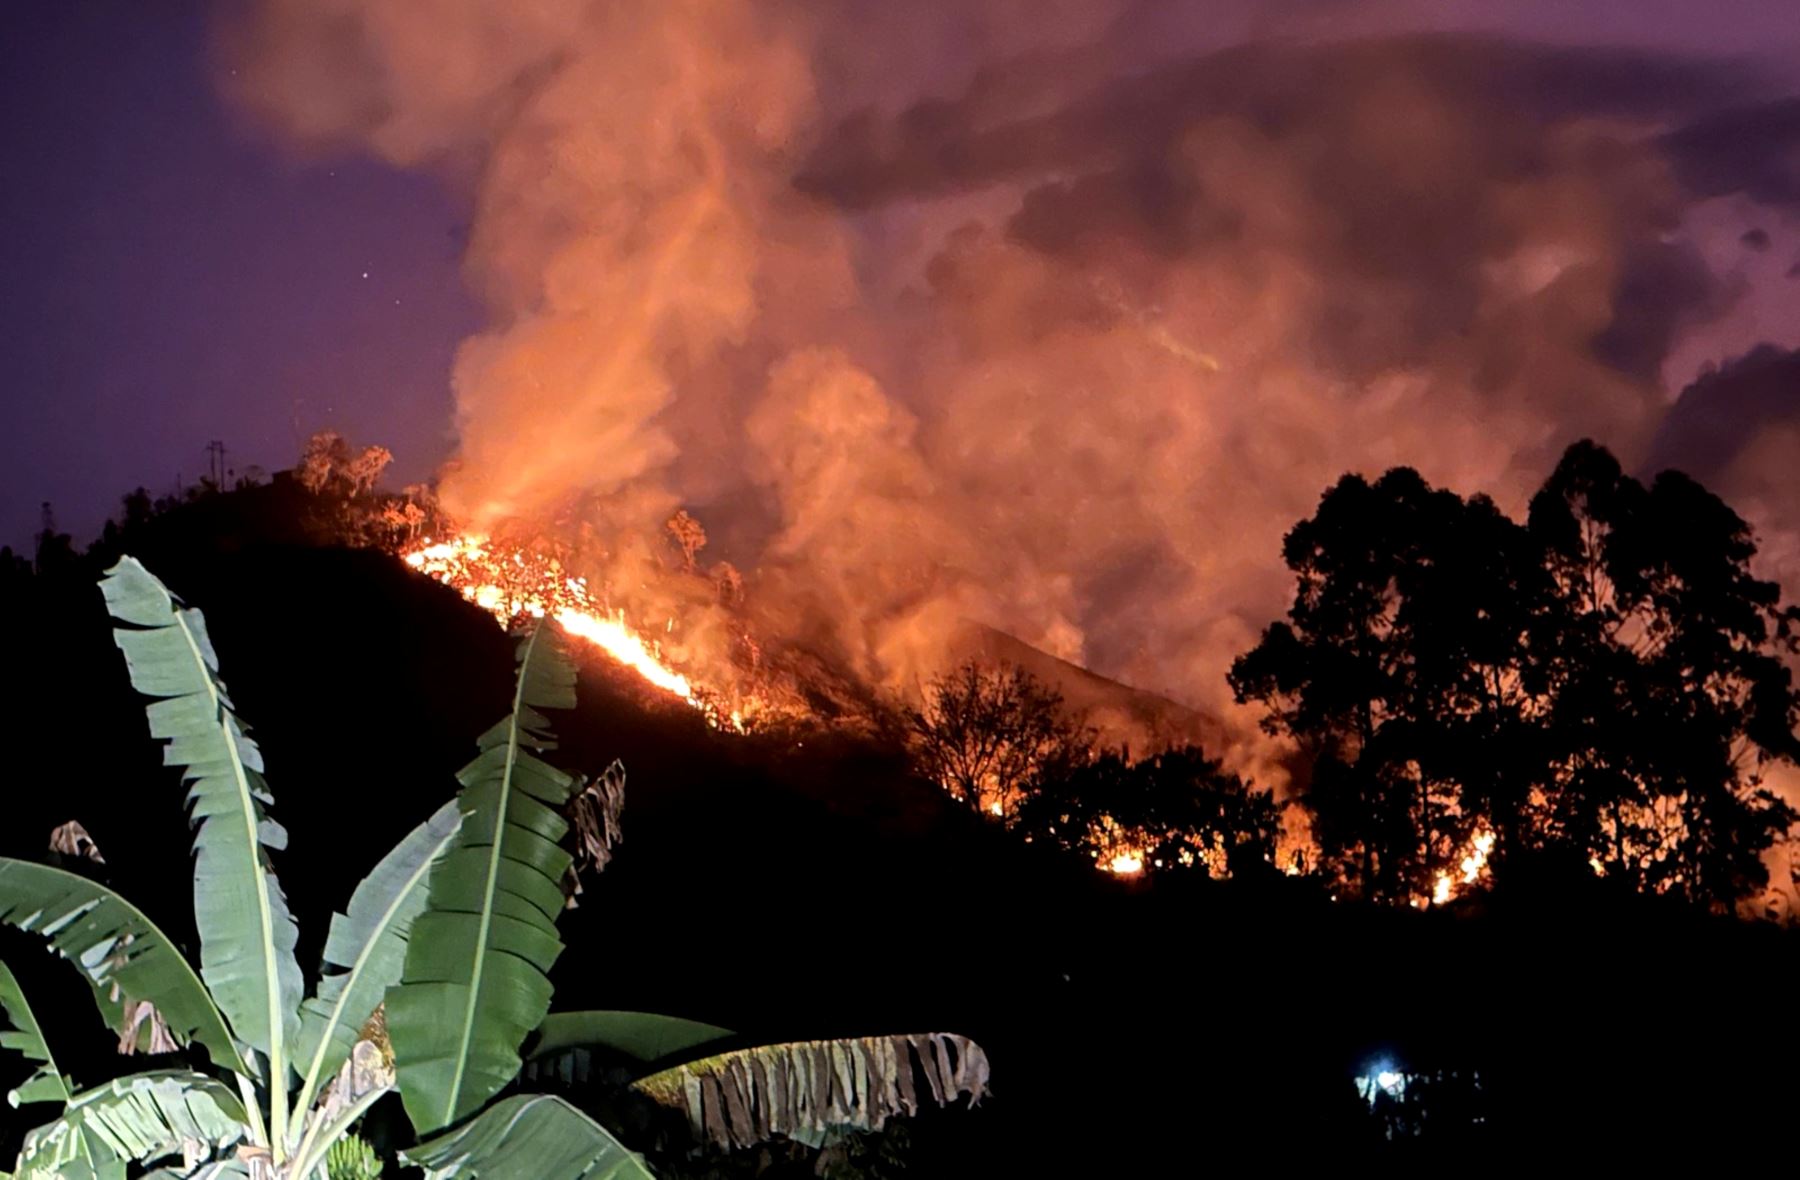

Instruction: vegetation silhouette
[1015,745,1283,878]
[1232,441,1799,911]
[0,443,1794,1170]
[0,556,986,1178]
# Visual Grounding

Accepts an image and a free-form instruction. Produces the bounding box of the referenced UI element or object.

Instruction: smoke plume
[222,2,1800,772]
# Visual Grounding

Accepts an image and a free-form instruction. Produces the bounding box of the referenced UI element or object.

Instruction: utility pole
[206,440,227,488]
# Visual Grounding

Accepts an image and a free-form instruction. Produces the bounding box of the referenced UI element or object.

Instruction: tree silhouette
[1232,440,1799,909]
[907,662,1086,821]
[1527,441,1800,906]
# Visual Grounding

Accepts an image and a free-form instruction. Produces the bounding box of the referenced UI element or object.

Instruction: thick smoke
[223,3,1800,774]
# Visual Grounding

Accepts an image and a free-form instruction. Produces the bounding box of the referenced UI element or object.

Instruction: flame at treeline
[403,534,743,729]
[400,530,1514,894]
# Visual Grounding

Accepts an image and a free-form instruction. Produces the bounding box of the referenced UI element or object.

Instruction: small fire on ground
[1100,850,1146,875]
[403,534,740,729]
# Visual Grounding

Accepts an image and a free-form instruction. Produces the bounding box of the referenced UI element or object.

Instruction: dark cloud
[803,33,1764,390]
[1592,241,1723,381]
[797,35,1753,209]
[1662,97,1800,205]
[1649,343,1800,480]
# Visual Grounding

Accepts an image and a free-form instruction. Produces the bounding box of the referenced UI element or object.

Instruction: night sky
[6,0,1800,551]
[1,0,478,548]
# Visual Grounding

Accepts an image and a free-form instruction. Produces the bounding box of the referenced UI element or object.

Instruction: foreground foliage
[0,558,987,1178]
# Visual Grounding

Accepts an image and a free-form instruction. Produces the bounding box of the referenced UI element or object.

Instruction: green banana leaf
[8,1158,122,1180]
[402,1094,654,1180]
[387,623,583,1133]
[17,1070,245,1176]
[523,1011,733,1087]
[100,557,302,1077]
[632,1033,991,1150]
[141,1163,249,1179]
[292,801,462,1116]
[0,959,69,1109]
[0,859,247,1076]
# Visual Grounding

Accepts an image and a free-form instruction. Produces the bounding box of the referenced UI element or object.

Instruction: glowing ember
[1431,828,1496,905]
[404,534,723,723]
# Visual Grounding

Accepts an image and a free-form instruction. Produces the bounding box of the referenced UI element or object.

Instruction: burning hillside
[230,2,1800,915]
[225,6,1800,752]
[402,533,747,729]
[397,525,1218,745]
[397,515,1275,882]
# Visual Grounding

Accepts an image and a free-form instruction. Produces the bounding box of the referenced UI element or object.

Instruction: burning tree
[297,430,390,497]
[665,509,707,572]
[907,661,1087,821]
[1015,746,1283,878]
[1231,440,1799,910]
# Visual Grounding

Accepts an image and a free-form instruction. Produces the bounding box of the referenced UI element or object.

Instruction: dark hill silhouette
[1,482,1795,1170]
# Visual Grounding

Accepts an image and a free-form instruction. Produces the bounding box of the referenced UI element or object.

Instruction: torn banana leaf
[632,1033,990,1150]
[100,557,302,1075]
[387,623,583,1134]
[402,1094,654,1180]
[16,1071,245,1177]
[523,1011,733,1088]
[0,959,70,1109]
[0,860,247,1075]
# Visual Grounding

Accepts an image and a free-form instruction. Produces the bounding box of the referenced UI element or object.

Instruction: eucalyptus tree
[0,558,987,1179]
[1232,441,1799,909]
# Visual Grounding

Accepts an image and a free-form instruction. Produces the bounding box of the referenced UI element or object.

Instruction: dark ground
[1,488,1794,1172]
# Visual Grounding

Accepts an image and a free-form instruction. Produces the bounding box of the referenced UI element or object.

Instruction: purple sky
[0,0,478,547]
[5,0,1800,550]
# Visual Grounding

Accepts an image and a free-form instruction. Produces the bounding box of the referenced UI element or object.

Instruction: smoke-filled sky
[9,0,1800,741]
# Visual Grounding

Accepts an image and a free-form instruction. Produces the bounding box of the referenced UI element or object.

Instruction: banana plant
[1,557,462,1179]
[0,557,988,1180]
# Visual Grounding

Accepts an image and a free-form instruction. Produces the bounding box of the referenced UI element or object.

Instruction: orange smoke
[226,6,1800,817]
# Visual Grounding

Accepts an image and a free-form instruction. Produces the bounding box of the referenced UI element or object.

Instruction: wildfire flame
[403,534,736,726]
[1431,828,1496,906]
[1101,851,1146,875]
[1089,814,1147,876]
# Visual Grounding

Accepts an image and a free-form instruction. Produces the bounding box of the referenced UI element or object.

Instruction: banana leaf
[17,1071,245,1176]
[402,1094,654,1180]
[523,1011,733,1088]
[8,1158,123,1180]
[292,801,462,1116]
[0,959,69,1109]
[632,1033,990,1150]
[100,557,302,1079]
[0,859,247,1076]
[387,623,583,1133]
